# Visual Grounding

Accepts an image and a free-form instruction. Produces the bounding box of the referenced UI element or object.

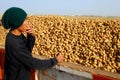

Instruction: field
[0,15,120,74]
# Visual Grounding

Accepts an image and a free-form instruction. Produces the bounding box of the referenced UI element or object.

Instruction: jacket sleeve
[12,46,58,70]
[27,34,35,52]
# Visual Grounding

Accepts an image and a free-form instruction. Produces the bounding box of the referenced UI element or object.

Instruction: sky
[0,0,120,16]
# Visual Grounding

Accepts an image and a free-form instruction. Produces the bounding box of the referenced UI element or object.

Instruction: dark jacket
[4,32,58,80]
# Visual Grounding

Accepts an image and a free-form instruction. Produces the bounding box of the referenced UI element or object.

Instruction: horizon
[0,0,120,17]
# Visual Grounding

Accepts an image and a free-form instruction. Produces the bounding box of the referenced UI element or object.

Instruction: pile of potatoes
[0,15,120,73]
[0,16,8,46]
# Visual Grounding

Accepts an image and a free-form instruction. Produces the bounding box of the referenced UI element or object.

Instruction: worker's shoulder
[6,33,21,47]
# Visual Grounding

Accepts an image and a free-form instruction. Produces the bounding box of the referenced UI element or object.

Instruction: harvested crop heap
[0,15,120,73]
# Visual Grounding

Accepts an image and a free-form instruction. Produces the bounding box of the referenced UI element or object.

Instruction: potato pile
[0,15,8,46]
[0,15,120,73]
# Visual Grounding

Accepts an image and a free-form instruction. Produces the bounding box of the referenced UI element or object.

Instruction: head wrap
[1,7,27,30]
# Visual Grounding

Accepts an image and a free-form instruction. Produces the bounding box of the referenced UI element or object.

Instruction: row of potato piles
[0,15,120,73]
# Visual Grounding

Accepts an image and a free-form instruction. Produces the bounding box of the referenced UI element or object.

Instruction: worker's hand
[25,19,35,36]
[56,55,64,64]
[26,27,34,36]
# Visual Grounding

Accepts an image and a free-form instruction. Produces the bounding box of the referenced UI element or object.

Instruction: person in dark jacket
[1,7,64,80]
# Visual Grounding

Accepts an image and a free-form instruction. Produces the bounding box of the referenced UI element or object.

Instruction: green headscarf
[1,7,27,30]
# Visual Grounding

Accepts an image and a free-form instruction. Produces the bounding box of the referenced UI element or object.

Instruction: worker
[1,7,64,80]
